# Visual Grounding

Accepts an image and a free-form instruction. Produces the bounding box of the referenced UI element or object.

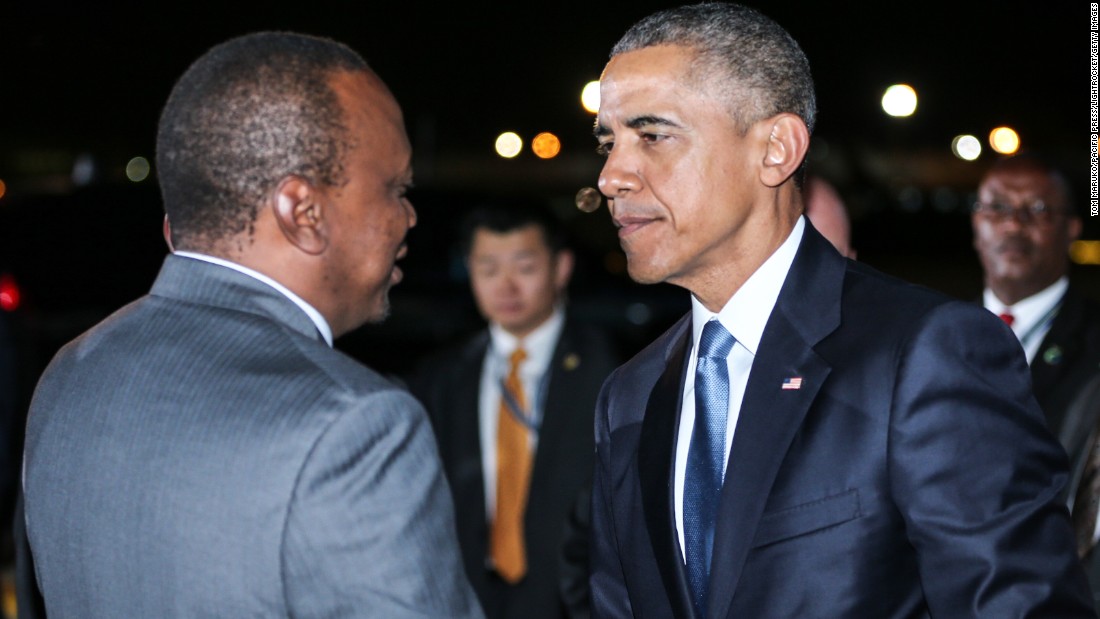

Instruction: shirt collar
[690,216,805,356]
[173,251,334,347]
[983,276,1068,335]
[488,305,565,371]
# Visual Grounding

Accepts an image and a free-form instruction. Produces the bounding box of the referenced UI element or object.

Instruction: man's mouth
[996,239,1032,257]
[614,215,660,238]
[391,244,408,283]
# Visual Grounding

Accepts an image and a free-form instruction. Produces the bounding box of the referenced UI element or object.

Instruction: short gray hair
[157,32,369,251]
[612,3,816,135]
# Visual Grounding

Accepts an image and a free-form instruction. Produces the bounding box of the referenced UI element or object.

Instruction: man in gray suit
[22,32,482,618]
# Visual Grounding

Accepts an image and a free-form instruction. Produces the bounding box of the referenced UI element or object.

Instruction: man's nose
[597,149,641,199]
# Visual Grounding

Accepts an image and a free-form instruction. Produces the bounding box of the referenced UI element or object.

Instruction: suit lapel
[638,319,696,619]
[1030,287,1079,398]
[707,225,842,619]
[530,322,578,504]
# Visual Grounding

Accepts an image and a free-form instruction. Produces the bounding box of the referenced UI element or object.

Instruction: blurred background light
[125,156,150,182]
[72,153,97,186]
[0,179,6,201]
[581,80,600,114]
[881,84,917,117]
[952,135,982,161]
[1071,240,1100,265]
[532,132,561,159]
[0,274,21,312]
[989,126,1020,155]
[495,132,523,158]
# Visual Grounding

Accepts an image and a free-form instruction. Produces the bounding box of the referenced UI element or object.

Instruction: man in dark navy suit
[588,4,1094,618]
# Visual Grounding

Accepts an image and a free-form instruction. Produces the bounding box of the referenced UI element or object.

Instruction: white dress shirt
[478,307,565,518]
[674,217,805,557]
[983,276,1067,364]
[173,251,334,347]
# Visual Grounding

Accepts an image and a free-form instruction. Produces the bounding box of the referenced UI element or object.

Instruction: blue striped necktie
[685,320,735,617]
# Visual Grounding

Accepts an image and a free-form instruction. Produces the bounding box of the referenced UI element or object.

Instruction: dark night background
[0,0,1095,445]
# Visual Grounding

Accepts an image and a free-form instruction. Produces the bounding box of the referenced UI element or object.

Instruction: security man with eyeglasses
[971,153,1100,470]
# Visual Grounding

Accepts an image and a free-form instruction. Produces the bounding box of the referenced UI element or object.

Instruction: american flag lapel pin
[781,377,803,390]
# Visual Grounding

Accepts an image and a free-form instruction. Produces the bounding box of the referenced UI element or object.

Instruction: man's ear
[162,215,174,252]
[553,249,575,292]
[759,113,810,188]
[272,176,328,255]
[1069,215,1083,244]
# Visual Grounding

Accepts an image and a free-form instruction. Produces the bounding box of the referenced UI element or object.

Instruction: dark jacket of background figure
[1035,284,1100,460]
[1064,373,1100,615]
[410,317,619,619]
[590,224,1095,619]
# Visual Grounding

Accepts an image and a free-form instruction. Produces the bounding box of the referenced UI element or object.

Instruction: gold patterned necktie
[491,346,531,583]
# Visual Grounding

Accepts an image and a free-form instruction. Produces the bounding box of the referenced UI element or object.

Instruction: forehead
[470,225,551,258]
[979,165,1064,204]
[330,70,410,163]
[598,45,726,126]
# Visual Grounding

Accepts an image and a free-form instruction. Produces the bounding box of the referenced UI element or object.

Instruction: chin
[626,262,670,286]
[363,297,391,325]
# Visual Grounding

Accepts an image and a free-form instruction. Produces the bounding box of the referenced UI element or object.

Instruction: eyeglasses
[971,201,1067,225]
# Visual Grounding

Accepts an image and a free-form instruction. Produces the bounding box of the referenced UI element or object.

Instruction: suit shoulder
[608,313,689,385]
[404,330,488,397]
[839,260,979,325]
[1062,284,1100,334]
[558,317,622,371]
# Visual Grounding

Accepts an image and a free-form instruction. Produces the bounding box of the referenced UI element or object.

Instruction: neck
[682,201,800,313]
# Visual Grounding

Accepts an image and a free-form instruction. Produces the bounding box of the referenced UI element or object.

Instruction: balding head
[156,32,370,254]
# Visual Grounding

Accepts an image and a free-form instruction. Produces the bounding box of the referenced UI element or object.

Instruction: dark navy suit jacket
[590,222,1095,618]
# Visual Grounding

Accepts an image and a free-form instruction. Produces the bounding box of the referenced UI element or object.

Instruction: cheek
[975,223,998,249]
[512,273,543,300]
[470,276,495,301]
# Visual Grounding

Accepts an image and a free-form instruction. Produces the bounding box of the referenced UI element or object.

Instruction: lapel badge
[781,377,803,390]
[1042,345,1063,366]
[562,353,581,371]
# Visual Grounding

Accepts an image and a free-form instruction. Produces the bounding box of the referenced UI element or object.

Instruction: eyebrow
[593,114,685,138]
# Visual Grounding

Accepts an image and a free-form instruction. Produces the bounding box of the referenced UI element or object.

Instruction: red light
[0,274,21,311]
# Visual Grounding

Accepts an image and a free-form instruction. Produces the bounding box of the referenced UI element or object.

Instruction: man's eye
[596,142,614,156]
[640,133,665,144]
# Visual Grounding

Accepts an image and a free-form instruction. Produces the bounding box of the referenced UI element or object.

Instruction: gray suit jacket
[23,255,483,618]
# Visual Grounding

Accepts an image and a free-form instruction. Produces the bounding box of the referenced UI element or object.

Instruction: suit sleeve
[889,301,1095,617]
[282,388,484,619]
[590,371,636,619]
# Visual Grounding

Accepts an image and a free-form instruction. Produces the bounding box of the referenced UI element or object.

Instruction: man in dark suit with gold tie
[410,204,618,618]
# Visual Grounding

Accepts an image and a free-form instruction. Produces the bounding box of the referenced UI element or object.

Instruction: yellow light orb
[951,135,982,161]
[495,132,523,158]
[1071,240,1100,265]
[126,156,151,182]
[881,84,917,117]
[581,81,601,114]
[532,132,562,159]
[989,127,1020,155]
[0,179,6,200]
